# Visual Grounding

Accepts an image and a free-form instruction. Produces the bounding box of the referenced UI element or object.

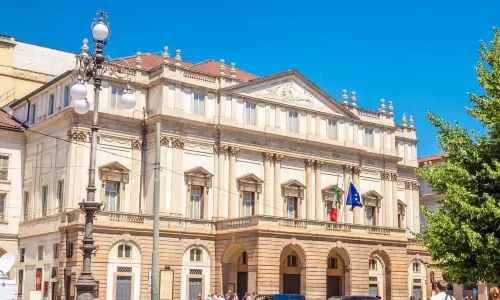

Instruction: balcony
[19,210,409,242]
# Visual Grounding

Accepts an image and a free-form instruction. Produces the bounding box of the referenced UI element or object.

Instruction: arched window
[190,248,202,262]
[328,257,338,269]
[412,261,420,273]
[117,244,132,258]
[369,259,378,271]
[287,254,298,267]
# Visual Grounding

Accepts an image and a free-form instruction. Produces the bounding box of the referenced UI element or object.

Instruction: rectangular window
[287,254,298,267]
[111,86,124,109]
[20,248,25,262]
[63,86,70,107]
[37,245,44,260]
[190,186,203,219]
[288,112,299,133]
[23,192,29,220]
[0,194,5,220]
[53,243,60,259]
[66,242,73,258]
[48,94,55,115]
[325,201,333,221]
[31,103,36,124]
[327,120,337,140]
[104,182,120,211]
[245,103,256,125]
[242,192,254,217]
[366,206,376,226]
[57,180,64,213]
[18,270,23,295]
[0,155,8,180]
[192,94,205,116]
[365,128,374,147]
[41,185,48,217]
[286,197,298,218]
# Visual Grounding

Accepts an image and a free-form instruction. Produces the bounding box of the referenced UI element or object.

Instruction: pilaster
[352,166,362,224]
[216,145,228,218]
[263,152,273,216]
[170,137,184,216]
[391,172,398,227]
[305,159,314,220]
[314,161,323,220]
[273,154,283,217]
[343,165,353,223]
[381,171,391,227]
[228,146,239,218]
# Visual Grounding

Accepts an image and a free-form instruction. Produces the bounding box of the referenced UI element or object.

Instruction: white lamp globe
[70,83,87,100]
[92,23,109,41]
[121,91,136,109]
[74,99,91,115]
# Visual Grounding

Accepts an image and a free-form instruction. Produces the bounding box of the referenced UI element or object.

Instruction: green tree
[416,28,500,284]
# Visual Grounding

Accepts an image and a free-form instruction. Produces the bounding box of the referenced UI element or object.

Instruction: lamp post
[71,11,136,300]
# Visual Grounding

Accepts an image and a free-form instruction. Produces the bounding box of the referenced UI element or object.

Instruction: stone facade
[11,47,429,300]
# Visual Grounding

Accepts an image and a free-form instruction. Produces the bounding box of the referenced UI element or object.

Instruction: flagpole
[341,174,352,223]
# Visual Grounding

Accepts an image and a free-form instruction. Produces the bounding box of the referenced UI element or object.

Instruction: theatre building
[9,42,431,300]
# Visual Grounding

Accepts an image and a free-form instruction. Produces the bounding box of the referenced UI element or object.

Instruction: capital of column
[343,165,352,173]
[171,137,185,149]
[390,172,398,181]
[229,146,239,156]
[131,139,142,150]
[214,144,228,155]
[411,182,420,190]
[352,166,361,174]
[380,171,391,180]
[273,154,283,163]
[304,158,315,168]
[262,152,273,161]
[160,136,170,147]
[405,181,412,190]
[314,160,323,171]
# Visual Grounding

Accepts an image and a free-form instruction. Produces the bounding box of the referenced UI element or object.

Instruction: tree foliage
[416,28,500,284]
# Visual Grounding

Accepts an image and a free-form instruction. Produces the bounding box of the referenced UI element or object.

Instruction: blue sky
[1,0,498,157]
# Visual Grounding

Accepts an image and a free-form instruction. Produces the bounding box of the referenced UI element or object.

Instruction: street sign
[148,270,152,289]
[473,288,477,295]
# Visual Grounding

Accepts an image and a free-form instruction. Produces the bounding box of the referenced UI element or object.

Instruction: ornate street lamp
[71,11,136,300]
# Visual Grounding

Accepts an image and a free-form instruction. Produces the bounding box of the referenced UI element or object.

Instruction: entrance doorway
[237,272,248,299]
[116,276,132,300]
[283,274,300,294]
[369,284,378,297]
[189,278,203,300]
[413,286,422,300]
[327,276,341,298]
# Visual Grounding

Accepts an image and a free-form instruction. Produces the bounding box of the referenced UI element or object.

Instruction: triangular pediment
[99,161,130,173]
[362,190,383,200]
[223,70,359,119]
[184,166,213,178]
[237,173,264,184]
[322,184,344,195]
[281,179,307,189]
[398,199,407,207]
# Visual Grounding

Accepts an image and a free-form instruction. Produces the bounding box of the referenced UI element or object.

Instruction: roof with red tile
[418,153,449,165]
[112,54,258,81]
[0,110,23,132]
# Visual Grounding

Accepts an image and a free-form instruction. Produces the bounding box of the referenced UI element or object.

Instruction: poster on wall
[160,270,174,300]
[35,268,42,291]
[43,282,49,297]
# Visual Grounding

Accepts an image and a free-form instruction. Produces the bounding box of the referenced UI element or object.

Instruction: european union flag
[346,182,362,211]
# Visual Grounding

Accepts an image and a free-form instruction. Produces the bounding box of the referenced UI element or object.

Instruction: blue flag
[346,182,362,211]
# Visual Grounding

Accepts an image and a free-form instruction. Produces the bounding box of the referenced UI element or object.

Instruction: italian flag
[329,185,339,222]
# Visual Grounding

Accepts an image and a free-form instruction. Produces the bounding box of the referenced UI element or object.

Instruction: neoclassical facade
[9,44,430,300]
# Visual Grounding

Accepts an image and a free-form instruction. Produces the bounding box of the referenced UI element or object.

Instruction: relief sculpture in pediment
[250,79,321,109]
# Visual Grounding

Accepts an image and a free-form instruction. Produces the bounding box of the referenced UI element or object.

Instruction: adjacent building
[8,41,430,300]
[0,34,75,107]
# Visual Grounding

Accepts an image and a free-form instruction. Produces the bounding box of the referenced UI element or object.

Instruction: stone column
[305,159,314,220]
[391,172,398,227]
[216,145,228,218]
[411,182,420,234]
[381,171,391,227]
[343,165,353,223]
[352,166,362,225]
[228,146,239,218]
[170,138,185,216]
[315,161,323,221]
[263,152,273,215]
[273,154,283,217]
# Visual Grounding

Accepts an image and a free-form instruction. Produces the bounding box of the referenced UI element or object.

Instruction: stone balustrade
[19,210,409,241]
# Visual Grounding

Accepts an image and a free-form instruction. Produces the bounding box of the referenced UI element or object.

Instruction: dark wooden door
[237,272,248,299]
[327,276,341,297]
[283,274,301,294]
[116,276,132,300]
